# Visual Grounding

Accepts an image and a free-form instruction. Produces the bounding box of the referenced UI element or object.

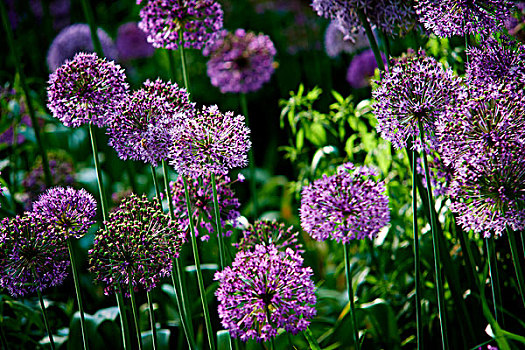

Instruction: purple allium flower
[448,141,525,237]
[116,22,155,61]
[346,49,386,88]
[170,174,241,241]
[89,194,184,295]
[0,215,69,297]
[300,162,390,244]
[203,29,276,93]
[312,0,417,39]
[47,52,129,128]
[138,0,223,50]
[46,23,118,72]
[31,187,96,239]
[415,0,515,37]
[107,78,194,166]
[214,244,316,342]
[234,220,303,253]
[169,105,251,179]
[372,50,463,150]
[324,21,369,58]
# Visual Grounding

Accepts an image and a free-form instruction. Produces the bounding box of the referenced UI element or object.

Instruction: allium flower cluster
[89,194,184,295]
[203,29,276,93]
[169,105,251,179]
[31,187,97,239]
[138,0,223,50]
[214,244,316,342]
[107,79,194,166]
[170,174,241,240]
[415,0,515,37]
[300,162,390,244]
[47,53,129,128]
[324,21,369,58]
[47,23,118,72]
[346,49,386,88]
[0,215,69,297]
[373,50,463,150]
[312,0,417,39]
[116,22,155,61]
[235,220,303,253]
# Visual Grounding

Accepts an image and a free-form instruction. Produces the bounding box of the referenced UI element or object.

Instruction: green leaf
[303,327,322,350]
[142,329,171,350]
[217,330,233,350]
[305,122,327,147]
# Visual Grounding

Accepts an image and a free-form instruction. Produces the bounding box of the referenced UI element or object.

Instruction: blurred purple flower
[300,162,390,244]
[214,244,316,342]
[204,29,276,93]
[325,21,369,58]
[346,49,386,88]
[47,23,118,72]
[116,22,155,61]
[29,0,70,31]
[138,0,223,50]
[47,52,129,128]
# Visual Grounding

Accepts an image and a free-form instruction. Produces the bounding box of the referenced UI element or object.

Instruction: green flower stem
[355,8,385,73]
[485,239,504,324]
[417,120,449,350]
[239,93,259,219]
[35,286,56,350]
[507,228,525,308]
[178,30,190,92]
[343,244,360,350]
[161,161,196,349]
[67,237,90,350]
[211,173,226,269]
[146,292,158,350]
[183,176,216,350]
[0,0,52,187]
[378,29,391,70]
[411,144,423,350]
[80,0,104,57]
[151,166,162,203]
[128,286,144,350]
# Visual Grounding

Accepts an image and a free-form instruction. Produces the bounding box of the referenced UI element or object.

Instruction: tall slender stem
[80,0,104,56]
[239,93,259,219]
[418,121,448,350]
[36,287,56,350]
[343,244,360,350]
[151,166,162,202]
[211,173,226,269]
[146,292,158,350]
[508,228,525,308]
[67,237,90,350]
[128,286,143,350]
[183,177,216,350]
[0,0,52,186]
[178,31,190,92]
[355,8,385,73]
[485,239,504,324]
[412,144,423,350]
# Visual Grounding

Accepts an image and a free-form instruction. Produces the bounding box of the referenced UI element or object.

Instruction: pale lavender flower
[346,49,386,88]
[116,22,155,61]
[325,21,369,58]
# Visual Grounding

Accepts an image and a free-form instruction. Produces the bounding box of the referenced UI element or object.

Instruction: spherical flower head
[138,0,223,50]
[116,22,155,61]
[89,194,184,295]
[170,174,241,241]
[415,0,515,37]
[346,49,386,89]
[47,52,129,128]
[31,187,96,239]
[214,244,316,342]
[203,29,276,93]
[107,78,195,166]
[448,141,525,237]
[372,50,463,150]
[300,162,390,244]
[47,23,118,72]
[234,220,303,253]
[324,21,369,58]
[170,104,251,179]
[0,215,69,297]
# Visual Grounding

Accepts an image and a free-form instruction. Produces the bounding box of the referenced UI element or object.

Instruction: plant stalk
[211,173,226,269]
[508,228,525,308]
[412,143,423,350]
[486,239,504,324]
[36,286,56,350]
[239,93,259,219]
[355,8,385,73]
[128,286,143,350]
[146,291,158,350]
[343,244,360,350]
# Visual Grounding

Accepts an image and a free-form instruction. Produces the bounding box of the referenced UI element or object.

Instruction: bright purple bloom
[203,29,276,93]
[235,220,303,253]
[47,52,129,128]
[214,244,316,342]
[170,174,241,241]
[346,49,386,88]
[138,0,223,50]
[31,187,96,239]
[107,78,194,166]
[325,21,369,58]
[116,22,155,61]
[0,215,69,297]
[89,194,184,295]
[372,50,463,150]
[169,105,251,179]
[300,162,390,244]
[46,23,118,72]
[415,0,515,37]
